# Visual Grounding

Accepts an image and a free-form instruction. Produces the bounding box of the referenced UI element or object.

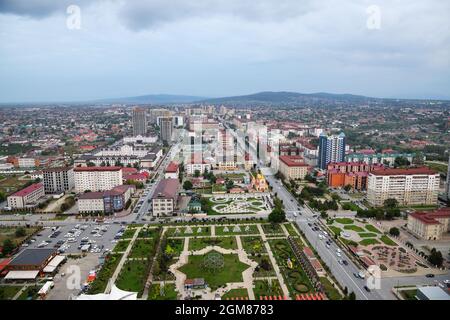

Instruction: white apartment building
[367,168,439,207]
[43,167,74,194]
[278,156,309,180]
[7,183,45,209]
[152,179,179,217]
[74,167,123,193]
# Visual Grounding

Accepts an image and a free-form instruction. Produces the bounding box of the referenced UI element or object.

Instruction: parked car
[425,274,435,278]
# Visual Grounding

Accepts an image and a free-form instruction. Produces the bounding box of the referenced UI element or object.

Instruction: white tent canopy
[4,270,39,280]
[76,285,137,300]
[43,255,66,273]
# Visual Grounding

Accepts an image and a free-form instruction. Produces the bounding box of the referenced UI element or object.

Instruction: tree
[15,227,26,238]
[0,191,6,202]
[347,292,356,300]
[343,184,352,192]
[194,170,200,178]
[389,227,400,237]
[428,248,443,267]
[2,239,15,256]
[268,208,285,223]
[183,180,193,190]
[225,179,234,190]
[383,198,399,209]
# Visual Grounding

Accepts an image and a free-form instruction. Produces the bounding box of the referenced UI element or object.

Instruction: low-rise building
[152,179,179,217]
[278,155,309,180]
[367,167,439,207]
[164,162,179,179]
[78,185,136,215]
[407,208,450,240]
[7,183,45,209]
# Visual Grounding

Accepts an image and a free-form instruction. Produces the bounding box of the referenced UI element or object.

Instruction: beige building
[367,168,439,207]
[278,156,309,180]
[152,179,179,217]
[7,183,45,209]
[74,166,123,193]
[407,208,450,240]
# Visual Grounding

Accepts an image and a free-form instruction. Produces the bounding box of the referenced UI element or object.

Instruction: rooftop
[370,167,437,176]
[279,155,308,167]
[165,161,179,173]
[10,183,43,197]
[153,179,179,199]
[9,248,56,267]
[74,166,122,172]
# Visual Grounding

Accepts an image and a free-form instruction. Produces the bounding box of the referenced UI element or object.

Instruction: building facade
[407,208,450,240]
[132,107,147,137]
[367,168,439,207]
[151,179,179,216]
[446,155,450,200]
[78,185,135,215]
[160,117,173,143]
[74,167,123,193]
[278,155,309,180]
[318,133,346,170]
[43,167,74,194]
[7,183,45,209]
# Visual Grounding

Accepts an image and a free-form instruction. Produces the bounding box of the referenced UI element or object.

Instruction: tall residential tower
[132,107,147,137]
[318,132,346,169]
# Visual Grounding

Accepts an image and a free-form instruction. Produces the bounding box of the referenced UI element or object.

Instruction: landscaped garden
[221,288,249,299]
[0,286,22,300]
[129,238,156,258]
[253,279,283,298]
[215,224,258,236]
[178,251,250,290]
[112,240,130,253]
[116,259,149,295]
[189,237,237,251]
[148,283,178,300]
[241,236,267,255]
[261,223,284,235]
[166,226,211,237]
[88,254,123,294]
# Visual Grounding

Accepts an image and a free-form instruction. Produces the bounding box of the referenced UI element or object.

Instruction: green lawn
[138,227,160,238]
[88,254,122,294]
[122,228,137,239]
[222,288,249,300]
[358,232,378,238]
[359,238,380,246]
[165,238,184,257]
[0,286,23,300]
[334,218,354,225]
[253,279,283,299]
[116,259,149,295]
[262,223,284,235]
[178,251,249,290]
[112,240,130,253]
[17,286,39,300]
[343,225,365,232]
[129,239,156,258]
[148,283,178,300]
[380,235,397,246]
[365,224,382,234]
[284,223,299,237]
[189,237,237,251]
[320,277,342,300]
[241,236,267,255]
[400,289,417,300]
[329,226,342,236]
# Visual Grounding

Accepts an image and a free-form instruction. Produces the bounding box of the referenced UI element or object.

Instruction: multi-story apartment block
[318,133,346,170]
[278,155,309,180]
[326,162,384,191]
[42,167,74,194]
[446,155,450,201]
[367,168,439,207]
[160,117,173,143]
[7,183,45,209]
[407,208,450,240]
[152,179,179,217]
[74,167,123,193]
[345,151,415,167]
[132,107,147,137]
[78,185,135,215]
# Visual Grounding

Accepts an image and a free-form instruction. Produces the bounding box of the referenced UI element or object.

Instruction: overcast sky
[0,0,449,102]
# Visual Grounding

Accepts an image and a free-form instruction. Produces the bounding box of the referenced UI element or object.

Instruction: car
[326,244,330,249]
[425,274,435,278]
[336,252,341,257]
[363,285,371,292]
[338,260,343,265]
[336,248,342,254]
[342,260,349,266]
[443,280,450,284]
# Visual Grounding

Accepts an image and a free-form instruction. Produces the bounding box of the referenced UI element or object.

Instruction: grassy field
[17,286,40,300]
[148,283,178,300]
[221,288,249,300]
[241,236,267,255]
[319,277,342,300]
[380,235,397,246]
[112,240,130,253]
[359,238,380,246]
[122,228,137,239]
[253,279,283,299]
[358,232,378,238]
[424,161,448,174]
[261,223,284,235]
[165,238,184,257]
[129,238,156,258]
[0,226,39,254]
[179,251,249,290]
[329,226,342,236]
[0,286,23,300]
[116,259,148,294]
[189,237,237,251]
[284,223,299,237]
[365,224,382,234]
[0,176,28,196]
[88,254,122,294]
[343,225,365,232]
[334,218,354,225]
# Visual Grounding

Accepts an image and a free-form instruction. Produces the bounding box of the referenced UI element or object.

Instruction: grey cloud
[0,0,92,18]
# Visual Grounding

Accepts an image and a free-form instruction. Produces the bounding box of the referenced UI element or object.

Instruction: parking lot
[21,223,124,255]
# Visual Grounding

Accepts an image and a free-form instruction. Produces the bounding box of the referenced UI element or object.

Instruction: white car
[336,252,342,257]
